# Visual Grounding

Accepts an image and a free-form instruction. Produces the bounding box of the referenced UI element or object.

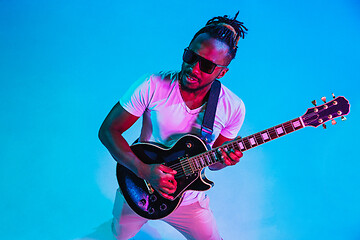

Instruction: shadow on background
[76,219,167,240]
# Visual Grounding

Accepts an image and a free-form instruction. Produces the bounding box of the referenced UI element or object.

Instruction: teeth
[188,76,197,81]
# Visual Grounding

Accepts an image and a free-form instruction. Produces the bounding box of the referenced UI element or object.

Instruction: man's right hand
[139,164,177,200]
[98,103,178,200]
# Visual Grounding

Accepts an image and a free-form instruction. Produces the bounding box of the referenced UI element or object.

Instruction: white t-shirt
[120,71,245,205]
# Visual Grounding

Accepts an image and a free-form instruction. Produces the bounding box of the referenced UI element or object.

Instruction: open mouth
[185,74,199,83]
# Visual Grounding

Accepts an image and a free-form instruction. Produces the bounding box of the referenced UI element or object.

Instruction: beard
[179,70,215,93]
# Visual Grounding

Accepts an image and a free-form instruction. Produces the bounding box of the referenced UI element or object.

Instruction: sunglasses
[182,47,228,74]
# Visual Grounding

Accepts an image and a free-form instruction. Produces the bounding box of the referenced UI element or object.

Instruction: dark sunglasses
[182,47,228,74]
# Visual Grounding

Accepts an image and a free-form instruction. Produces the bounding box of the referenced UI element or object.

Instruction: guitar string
[160,140,249,176]
[168,149,228,178]
[168,133,266,174]
[169,141,240,172]
[163,121,298,175]
[168,150,218,171]
[166,149,225,177]
[144,120,304,179]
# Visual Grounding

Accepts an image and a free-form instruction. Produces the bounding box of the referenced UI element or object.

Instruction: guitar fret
[204,154,211,165]
[243,138,251,149]
[284,121,295,133]
[269,128,278,139]
[194,157,200,170]
[261,131,271,142]
[292,118,303,130]
[199,156,205,166]
[238,141,246,151]
[208,152,216,163]
[232,141,240,152]
[204,154,209,165]
[275,125,285,136]
[200,156,205,167]
[255,133,264,145]
[248,136,258,147]
[211,152,216,163]
[206,154,214,165]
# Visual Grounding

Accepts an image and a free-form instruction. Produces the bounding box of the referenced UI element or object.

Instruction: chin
[180,79,197,92]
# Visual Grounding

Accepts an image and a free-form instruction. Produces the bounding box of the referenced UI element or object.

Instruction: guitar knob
[148,207,155,214]
[321,97,326,103]
[160,203,168,211]
[150,195,157,202]
[331,119,337,125]
[311,100,317,106]
[332,93,336,99]
[139,199,147,207]
[341,116,347,121]
[322,123,327,129]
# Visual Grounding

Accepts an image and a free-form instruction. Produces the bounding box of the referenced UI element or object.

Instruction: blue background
[1,0,359,239]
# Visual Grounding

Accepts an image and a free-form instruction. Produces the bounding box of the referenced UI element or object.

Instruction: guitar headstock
[302,95,350,128]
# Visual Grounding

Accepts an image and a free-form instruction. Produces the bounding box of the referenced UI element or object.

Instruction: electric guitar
[116,95,350,219]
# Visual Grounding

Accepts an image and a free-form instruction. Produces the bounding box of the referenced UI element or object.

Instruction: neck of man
[179,80,213,110]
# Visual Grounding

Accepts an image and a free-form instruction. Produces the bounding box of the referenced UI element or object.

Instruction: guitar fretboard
[182,117,305,174]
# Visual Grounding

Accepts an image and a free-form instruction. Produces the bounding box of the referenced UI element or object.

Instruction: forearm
[98,126,147,179]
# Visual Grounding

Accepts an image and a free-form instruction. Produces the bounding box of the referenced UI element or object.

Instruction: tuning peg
[332,93,336,99]
[321,97,327,103]
[322,123,326,129]
[331,119,337,125]
[311,100,317,106]
[341,116,347,121]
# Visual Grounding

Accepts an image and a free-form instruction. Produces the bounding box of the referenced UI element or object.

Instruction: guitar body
[116,134,214,220]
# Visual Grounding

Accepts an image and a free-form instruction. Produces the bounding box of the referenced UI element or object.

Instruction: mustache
[182,71,200,81]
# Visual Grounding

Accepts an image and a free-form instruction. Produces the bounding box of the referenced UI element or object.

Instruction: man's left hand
[219,147,243,166]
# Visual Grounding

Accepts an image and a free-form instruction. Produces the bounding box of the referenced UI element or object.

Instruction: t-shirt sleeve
[119,74,154,117]
[220,99,246,139]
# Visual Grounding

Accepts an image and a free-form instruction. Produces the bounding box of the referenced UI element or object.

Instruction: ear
[216,67,229,80]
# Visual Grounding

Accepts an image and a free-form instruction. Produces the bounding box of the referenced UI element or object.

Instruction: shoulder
[131,71,178,87]
[149,71,179,87]
[143,71,179,99]
[126,71,178,96]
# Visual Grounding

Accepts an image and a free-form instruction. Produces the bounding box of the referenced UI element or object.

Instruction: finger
[160,179,177,190]
[158,189,174,200]
[161,172,177,185]
[234,150,243,158]
[220,148,233,164]
[221,153,232,166]
[227,149,242,161]
[228,153,240,163]
[160,185,176,194]
[159,165,177,175]
[224,151,240,166]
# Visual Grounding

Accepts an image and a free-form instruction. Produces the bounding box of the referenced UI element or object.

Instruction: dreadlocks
[190,11,248,62]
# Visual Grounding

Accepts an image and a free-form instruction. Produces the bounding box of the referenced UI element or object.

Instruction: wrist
[135,161,149,179]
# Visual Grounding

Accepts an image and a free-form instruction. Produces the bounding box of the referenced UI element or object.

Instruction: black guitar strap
[201,79,221,144]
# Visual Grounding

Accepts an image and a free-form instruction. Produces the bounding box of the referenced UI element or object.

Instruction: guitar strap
[201,79,221,144]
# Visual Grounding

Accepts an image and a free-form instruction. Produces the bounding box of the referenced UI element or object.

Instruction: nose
[189,61,201,74]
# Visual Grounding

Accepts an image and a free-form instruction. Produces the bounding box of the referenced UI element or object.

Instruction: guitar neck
[187,117,305,171]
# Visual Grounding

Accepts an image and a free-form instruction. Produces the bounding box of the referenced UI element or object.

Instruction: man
[99,12,247,240]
